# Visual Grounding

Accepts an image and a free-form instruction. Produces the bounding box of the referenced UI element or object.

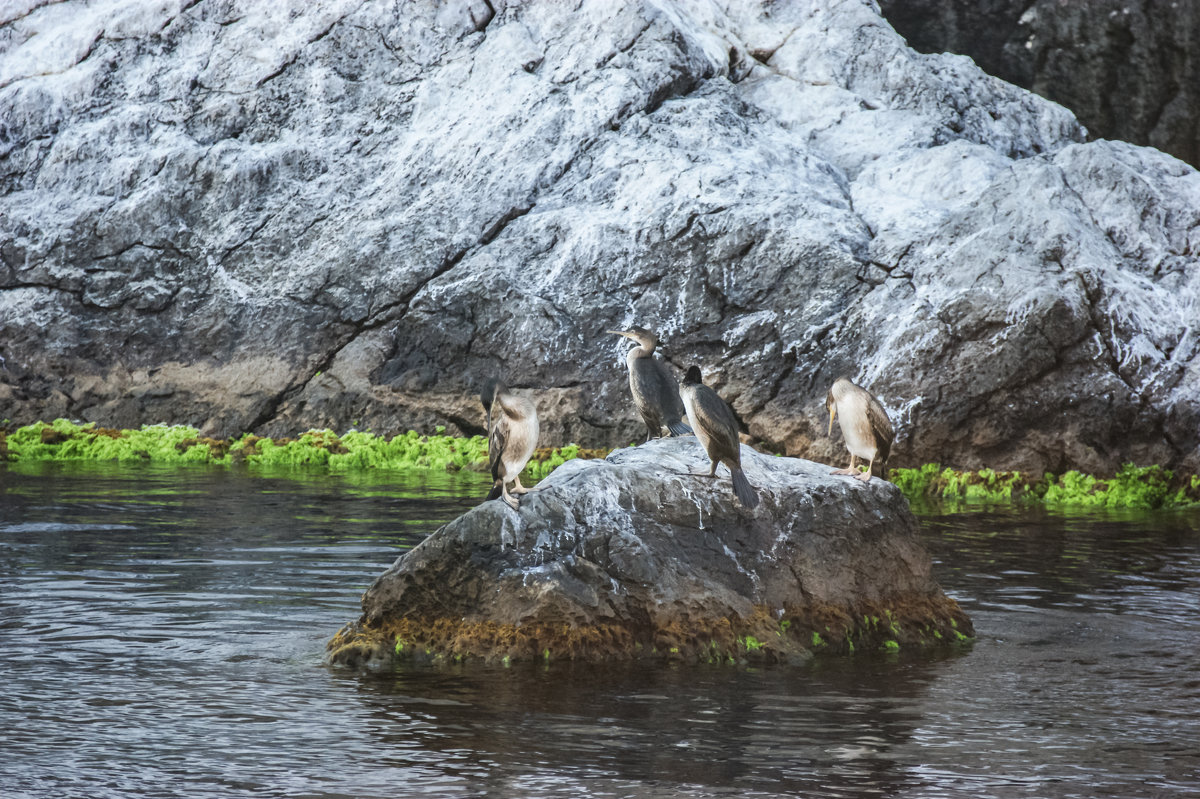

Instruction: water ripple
[1,462,1199,798]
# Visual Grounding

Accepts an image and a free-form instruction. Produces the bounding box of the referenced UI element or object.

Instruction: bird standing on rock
[826,376,894,483]
[480,378,539,509]
[678,365,759,509]
[608,325,693,443]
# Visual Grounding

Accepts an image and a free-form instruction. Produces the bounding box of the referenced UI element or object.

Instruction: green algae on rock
[0,419,600,477]
[7,420,1193,511]
[2,419,232,464]
[889,463,1200,509]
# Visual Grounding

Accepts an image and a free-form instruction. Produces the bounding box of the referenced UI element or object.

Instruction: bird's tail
[731,467,759,509]
[667,420,693,436]
[485,483,503,502]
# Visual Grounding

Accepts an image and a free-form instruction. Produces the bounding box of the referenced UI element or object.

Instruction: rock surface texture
[879,0,1200,170]
[327,437,972,665]
[2,0,1198,474]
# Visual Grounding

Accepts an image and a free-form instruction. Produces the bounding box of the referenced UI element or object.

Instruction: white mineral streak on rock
[722,542,761,594]
[669,474,705,529]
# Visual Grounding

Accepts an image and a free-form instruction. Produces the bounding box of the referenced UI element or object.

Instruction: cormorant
[679,365,759,509]
[607,325,693,442]
[826,376,894,483]
[480,378,540,509]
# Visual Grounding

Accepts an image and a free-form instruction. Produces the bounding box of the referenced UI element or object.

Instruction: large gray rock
[2,0,1198,474]
[327,437,971,665]
[879,0,1200,170]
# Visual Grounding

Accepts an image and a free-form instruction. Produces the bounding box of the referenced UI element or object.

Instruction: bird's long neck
[626,345,654,372]
[629,341,655,359]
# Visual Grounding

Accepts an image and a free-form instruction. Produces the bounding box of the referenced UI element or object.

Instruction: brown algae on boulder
[327,437,973,667]
[328,599,972,668]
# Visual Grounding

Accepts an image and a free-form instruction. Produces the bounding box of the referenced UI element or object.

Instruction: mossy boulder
[328,437,972,667]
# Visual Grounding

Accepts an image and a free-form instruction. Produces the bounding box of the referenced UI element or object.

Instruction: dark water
[1,462,1198,798]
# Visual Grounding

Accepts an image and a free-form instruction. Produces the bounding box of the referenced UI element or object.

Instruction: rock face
[326,437,972,665]
[2,0,1198,474]
[879,0,1200,170]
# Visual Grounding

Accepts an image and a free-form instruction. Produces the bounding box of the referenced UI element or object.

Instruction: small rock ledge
[327,438,972,667]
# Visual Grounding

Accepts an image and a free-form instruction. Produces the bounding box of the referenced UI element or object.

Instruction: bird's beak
[827,407,836,437]
[606,329,631,340]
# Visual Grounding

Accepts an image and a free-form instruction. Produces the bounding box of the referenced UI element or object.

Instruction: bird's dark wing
[867,397,894,464]
[646,359,687,417]
[629,360,664,423]
[693,385,741,461]
[652,357,691,417]
[488,419,507,482]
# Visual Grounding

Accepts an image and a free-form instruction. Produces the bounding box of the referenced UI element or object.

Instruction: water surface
[1,462,1198,798]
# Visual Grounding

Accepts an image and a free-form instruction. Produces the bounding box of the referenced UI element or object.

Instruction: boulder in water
[327,438,972,666]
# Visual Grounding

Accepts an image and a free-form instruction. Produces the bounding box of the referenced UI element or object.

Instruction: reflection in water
[1,463,1198,798]
[923,505,1200,622]
[340,658,960,798]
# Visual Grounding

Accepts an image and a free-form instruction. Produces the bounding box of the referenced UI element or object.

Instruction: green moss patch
[0,419,605,478]
[890,462,1200,510]
[526,444,611,479]
[3,419,229,464]
[9,420,1193,510]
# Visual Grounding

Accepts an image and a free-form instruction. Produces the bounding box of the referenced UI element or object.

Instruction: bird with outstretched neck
[826,376,894,483]
[607,325,693,443]
[480,378,539,509]
[678,365,759,509]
